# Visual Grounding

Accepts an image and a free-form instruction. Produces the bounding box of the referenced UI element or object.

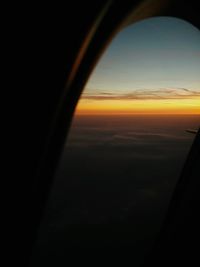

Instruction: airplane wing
[186,129,198,134]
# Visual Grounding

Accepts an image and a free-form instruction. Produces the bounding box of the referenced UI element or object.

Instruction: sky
[76,16,200,114]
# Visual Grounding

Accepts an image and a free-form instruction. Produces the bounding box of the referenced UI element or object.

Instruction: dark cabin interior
[11,0,200,266]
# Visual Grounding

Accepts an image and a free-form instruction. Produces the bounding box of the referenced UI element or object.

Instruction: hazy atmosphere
[78,17,200,114]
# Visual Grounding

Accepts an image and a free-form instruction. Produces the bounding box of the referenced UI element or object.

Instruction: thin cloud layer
[82,88,200,101]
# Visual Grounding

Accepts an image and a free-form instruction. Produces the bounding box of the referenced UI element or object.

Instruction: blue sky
[84,16,200,98]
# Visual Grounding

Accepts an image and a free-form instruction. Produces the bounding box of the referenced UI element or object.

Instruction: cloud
[66,124,192,157]
[82,88,200,101]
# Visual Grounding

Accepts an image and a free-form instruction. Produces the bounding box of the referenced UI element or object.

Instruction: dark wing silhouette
[186,129,198,134]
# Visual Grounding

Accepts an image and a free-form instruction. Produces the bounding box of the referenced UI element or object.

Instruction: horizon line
[74,112,200,116]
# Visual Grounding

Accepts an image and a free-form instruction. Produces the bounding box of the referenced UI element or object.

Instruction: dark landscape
[31,114,200,266]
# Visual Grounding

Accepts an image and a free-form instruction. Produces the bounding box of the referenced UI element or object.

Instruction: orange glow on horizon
[75,98,200,115]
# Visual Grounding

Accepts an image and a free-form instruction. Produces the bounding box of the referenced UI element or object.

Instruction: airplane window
[31,17,200,266]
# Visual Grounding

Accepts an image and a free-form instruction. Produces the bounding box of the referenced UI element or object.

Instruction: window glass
[31,17,200,266]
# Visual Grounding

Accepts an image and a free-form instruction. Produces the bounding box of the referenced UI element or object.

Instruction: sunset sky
[76,17,200,115]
